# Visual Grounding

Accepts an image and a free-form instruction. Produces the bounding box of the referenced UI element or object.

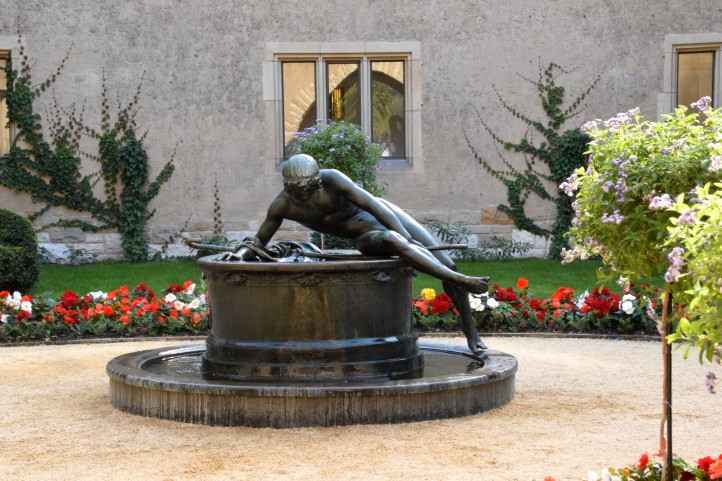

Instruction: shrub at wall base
[0,209,38,292]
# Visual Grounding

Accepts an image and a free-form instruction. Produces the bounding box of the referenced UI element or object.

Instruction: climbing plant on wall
[464,62,598,259]
[0,36,174,261]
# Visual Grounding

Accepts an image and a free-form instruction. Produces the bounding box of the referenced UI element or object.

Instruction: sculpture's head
[281,154,321,201]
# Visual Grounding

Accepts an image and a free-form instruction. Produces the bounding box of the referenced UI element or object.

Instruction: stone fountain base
[107,341,517,427]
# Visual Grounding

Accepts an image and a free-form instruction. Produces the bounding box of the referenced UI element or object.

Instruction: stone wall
[0,0,718,262]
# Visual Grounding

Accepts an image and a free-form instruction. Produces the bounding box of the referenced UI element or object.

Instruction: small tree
[566,98,722,480]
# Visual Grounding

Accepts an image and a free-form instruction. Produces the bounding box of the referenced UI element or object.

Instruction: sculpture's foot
[461,276,489,294]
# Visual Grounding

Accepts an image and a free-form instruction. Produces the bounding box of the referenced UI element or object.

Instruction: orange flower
[709,458,722,480]
[119,315,130,326]
[516,277,529,290]
[543,477,556,481]
[181,307,192,318]
[191,313,202,325]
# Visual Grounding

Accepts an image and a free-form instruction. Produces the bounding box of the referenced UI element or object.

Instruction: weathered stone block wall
[0,0,717,261]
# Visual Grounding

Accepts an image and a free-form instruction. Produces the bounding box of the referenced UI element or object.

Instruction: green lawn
[32,258,615,299]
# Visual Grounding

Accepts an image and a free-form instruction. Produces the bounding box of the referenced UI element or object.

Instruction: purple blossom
[678,210,696,225]
[601,209,624,224]
[691,96,712,112]
[706,372,717,394]
[649,194,673,210]
[664,247,685,283]
[559,172,579,197]
[602,180,614,193]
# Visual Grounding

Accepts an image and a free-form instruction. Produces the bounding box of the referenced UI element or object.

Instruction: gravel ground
[1,337,720,481]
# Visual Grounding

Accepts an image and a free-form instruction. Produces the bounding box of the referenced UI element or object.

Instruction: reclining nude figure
[238,154,489,354]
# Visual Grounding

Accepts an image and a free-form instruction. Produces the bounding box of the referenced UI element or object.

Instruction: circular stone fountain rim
[197,254,405,273]
[106,343,518,397]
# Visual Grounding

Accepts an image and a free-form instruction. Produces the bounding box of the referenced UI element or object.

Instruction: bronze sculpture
[235,154,489,354]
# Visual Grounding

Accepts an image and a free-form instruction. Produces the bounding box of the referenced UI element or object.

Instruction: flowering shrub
[577,451,722,481]
[665,183,722,363]
[565,101,721,282]
[412,279,659,335]
[0,280,208,341]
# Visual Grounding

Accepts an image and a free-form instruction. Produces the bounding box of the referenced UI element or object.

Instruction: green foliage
[666,183,722,362]
[290,121,384,196]
[0,37,174,262]
[465,63,597,259]
[0,209,38,291]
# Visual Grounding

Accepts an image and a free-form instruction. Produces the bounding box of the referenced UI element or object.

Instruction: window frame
[0,48,12,155]
[263,42,423,173]
[660,34,722,116]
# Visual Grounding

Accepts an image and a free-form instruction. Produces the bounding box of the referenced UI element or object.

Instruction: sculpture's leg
[378,232,488,294]
[443,280,487,356]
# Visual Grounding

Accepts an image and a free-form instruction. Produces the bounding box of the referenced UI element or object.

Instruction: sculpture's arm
[254,195,286,246]
[328,171,413,240]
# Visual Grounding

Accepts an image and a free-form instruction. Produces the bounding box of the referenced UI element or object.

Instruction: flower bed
[414,278,661,335]
[0,280,209,341]
[543,451,722,481]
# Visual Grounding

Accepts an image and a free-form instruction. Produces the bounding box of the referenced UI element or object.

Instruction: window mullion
[316,56,327,126]
[360,56,371,138]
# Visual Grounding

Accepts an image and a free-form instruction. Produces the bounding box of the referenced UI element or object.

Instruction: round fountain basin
[198,256,422,381]
[106,341,517,427]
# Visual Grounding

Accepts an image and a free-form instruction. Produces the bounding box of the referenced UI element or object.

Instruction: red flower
[529,298,543,311]
[582,288,620,318]
[680,472,694,481]
[167,283,183,293]
[543,477,556,481]
[16,310,31,321]
[63,314,77,325]
[183,280,194,290]
[552,287,575,303]
[552,309,562,319]
[494,286,517,303]
[708,457,722,480]
[699,456,715,473]
[413,299,430,316]
[21,294,32,302]
[516,277,529,290]
[535,310,545,322]
[430,293,453,315]
[0,290,9,298]
[102,305,114,317]
[60,290,80,309]
[169,309,178,319]
[119,315,130,326]
[638,452,649,470]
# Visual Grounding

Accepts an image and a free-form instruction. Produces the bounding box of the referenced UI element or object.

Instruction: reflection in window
[677,51,715,108]
[282,62,317,157]
[0,52,9,155]
[371,61,405,158]
[327,62,360,125]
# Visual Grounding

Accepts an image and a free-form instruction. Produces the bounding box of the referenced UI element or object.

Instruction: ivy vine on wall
[0,36,174,261]
[464,62,598,259]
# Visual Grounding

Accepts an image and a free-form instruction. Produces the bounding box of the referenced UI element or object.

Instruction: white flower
[183,283,196,296]
[88,291,107,302]
[622,294,636,302]
[486,298,499,309]
[621,300,635,315]
[20,301,32,314]
[469,295,485,312]
[164,293,177,304]
[198,294,207,306]
[173,300,185,311]
[576,290,589,309]
[0,314,8,324]
[188,299,200,309]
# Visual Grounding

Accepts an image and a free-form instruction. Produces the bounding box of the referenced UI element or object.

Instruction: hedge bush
[0,209,38,291]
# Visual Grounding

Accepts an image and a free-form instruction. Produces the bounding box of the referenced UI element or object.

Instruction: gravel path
[1,337,720,481]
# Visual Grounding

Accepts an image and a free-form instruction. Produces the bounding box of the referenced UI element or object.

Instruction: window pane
[677,51,715,108]
[327,62,360,125]
[0,56,8,154]
[282,62,317,156]
[371,60,405,158]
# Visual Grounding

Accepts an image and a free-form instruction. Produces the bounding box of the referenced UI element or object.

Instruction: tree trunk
[660,290,673,481]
